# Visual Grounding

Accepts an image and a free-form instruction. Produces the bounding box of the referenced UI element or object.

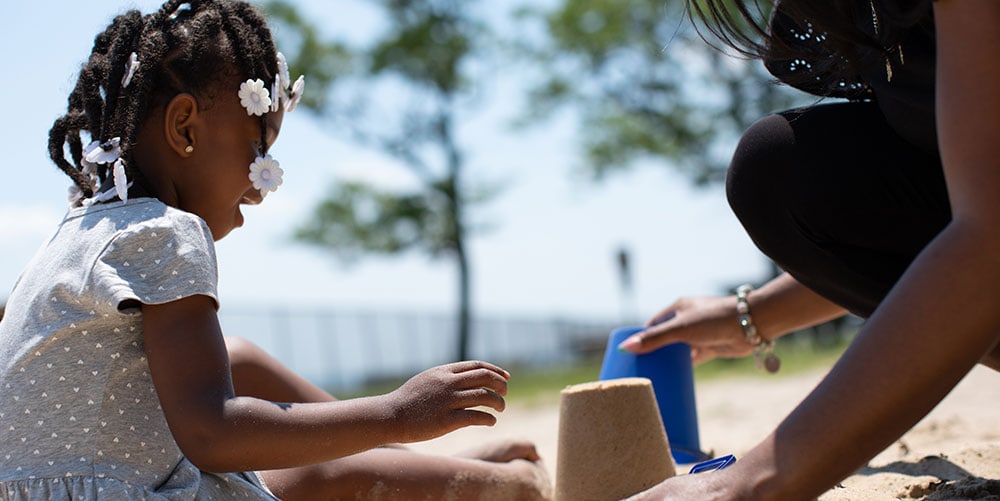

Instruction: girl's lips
[241,192,263,205]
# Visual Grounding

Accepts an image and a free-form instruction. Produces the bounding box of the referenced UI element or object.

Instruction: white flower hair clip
[112,158,129,202]
[238,52,305,116]
[285,75,305,113]
[238,78,272,117]
[270,75,281,113]
[249,154,283,196]
[77,137,132,206]
[234,52,305,198]
[122,52,139,88]
[84,137,122,165]
[68,184,84,205]
[277,52,291,89]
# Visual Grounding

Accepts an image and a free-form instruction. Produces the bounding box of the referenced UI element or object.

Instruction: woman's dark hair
[685,0,933,96]
[49,0,279,200]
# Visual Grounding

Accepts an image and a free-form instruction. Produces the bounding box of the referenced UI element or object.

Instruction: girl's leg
[226,336,336,403]
[981,340,1000,372]
[726,101,950,318]
[260,448,550,501]
[224,337,552,500]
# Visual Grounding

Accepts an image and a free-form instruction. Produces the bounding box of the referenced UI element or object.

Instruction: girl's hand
[619,296,751,365]
[387,360,511,443]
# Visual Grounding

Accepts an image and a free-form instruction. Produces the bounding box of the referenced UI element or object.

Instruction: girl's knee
[224,336,266,368]
[262,461,382,501]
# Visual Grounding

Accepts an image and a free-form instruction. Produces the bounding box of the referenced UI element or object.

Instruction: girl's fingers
[448,360,511,380]
[451,409,499,428]
[453,367,510,396]
[453,387,506,413]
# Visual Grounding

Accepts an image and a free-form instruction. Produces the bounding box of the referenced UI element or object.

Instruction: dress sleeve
[93,210,220,311]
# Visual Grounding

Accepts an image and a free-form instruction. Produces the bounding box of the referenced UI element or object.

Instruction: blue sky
[1,0,769,322]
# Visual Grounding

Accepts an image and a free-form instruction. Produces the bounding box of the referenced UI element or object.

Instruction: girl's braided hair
[49,0,279,201]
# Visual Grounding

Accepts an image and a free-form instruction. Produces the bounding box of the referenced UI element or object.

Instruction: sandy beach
[410,364,1000,499]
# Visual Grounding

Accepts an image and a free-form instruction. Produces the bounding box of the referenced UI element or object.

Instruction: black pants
[726,101,949,318]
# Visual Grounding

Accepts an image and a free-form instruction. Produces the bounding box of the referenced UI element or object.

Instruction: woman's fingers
[644,308,677,328]
[620,321,682,354]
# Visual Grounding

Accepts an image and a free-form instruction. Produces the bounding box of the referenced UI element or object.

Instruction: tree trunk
[438,108,471,362]
[455,235,471,361]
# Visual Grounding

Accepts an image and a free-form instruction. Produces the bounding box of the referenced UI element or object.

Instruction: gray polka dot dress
[0,199,277,500]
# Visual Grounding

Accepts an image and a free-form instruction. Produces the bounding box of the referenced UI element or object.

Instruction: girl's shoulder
[59,198,216,258]
[65,198,210,238]
[51,198,220,304]
[53,198,220,312]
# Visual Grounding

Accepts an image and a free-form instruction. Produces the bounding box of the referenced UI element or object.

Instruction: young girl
[619,0,1000,498]
[0,1,549,499]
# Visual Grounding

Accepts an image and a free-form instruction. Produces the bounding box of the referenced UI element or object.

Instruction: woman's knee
[725,114,799,249]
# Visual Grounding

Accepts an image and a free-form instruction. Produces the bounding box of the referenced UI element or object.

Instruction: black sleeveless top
[765,2,938,153]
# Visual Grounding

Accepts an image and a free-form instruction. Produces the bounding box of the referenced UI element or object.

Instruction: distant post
[616,246,638,323]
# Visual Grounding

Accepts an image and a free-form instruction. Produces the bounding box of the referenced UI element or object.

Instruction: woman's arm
[142,295,509,473]
[623,273,846,364]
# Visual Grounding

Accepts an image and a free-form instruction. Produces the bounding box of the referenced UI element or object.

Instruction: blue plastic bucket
[599,326,706,464]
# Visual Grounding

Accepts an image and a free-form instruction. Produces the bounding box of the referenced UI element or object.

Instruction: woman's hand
[386,360,511,443]
[625,467,733,500]
[620,274,847,365]
[619,295,750,365]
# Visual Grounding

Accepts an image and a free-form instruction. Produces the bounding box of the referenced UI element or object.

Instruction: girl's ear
[163,93,200,158]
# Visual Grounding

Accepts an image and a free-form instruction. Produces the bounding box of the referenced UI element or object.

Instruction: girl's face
[175,91,284,241]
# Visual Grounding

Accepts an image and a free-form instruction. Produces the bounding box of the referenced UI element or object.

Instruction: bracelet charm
[736,284,780,373]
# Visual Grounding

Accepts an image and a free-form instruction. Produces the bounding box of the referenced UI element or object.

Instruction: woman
[620,0,1000,498]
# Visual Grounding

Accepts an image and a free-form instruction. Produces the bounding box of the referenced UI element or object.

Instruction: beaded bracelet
[736,284,781,373]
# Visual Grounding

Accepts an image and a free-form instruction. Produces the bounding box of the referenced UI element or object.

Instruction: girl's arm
[142,295,509,473]
[706,1,1000,497]
[623,273,847,364]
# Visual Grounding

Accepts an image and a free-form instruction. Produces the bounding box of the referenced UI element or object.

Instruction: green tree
[521,0,853,341]
[518,0,805,184]
[266,0,496,362]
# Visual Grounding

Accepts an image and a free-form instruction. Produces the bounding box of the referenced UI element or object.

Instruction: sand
[409,364,1000,500]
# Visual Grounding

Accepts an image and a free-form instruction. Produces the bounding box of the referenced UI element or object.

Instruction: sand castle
[555,377,676,501]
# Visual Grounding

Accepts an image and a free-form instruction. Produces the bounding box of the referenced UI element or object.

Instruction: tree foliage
[265,0,494,361]
[520,0,806,185]
[263,0,352,112]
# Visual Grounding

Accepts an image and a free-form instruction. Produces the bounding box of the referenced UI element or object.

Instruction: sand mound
[411,365,1000,500]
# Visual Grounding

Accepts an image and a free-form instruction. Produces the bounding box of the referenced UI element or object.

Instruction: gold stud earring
[185,145,194,153]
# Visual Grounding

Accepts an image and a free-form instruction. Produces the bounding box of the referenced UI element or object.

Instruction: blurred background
[1,0,851,393]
